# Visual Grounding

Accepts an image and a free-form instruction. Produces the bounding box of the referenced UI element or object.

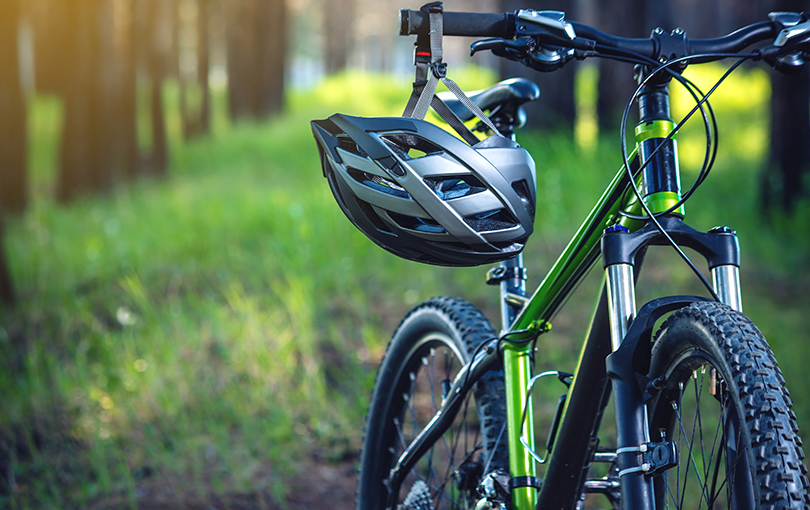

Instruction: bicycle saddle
[437,77,540,131]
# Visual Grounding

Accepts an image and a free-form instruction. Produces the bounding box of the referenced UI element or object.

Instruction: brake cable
[617,55,756,301]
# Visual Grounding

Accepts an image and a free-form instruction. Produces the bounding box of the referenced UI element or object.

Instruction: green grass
[2,66,809,508]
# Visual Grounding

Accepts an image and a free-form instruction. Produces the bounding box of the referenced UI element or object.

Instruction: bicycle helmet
[311,114,537,266]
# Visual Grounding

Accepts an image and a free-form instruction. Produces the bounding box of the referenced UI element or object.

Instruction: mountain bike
[312,4,810,510]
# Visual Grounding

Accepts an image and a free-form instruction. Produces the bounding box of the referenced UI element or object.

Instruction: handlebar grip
[687,22,777,58]
[399,9,515,38]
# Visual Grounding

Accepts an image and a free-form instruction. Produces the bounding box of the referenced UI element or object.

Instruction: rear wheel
[647,302,809,509]
[357,297,509,510]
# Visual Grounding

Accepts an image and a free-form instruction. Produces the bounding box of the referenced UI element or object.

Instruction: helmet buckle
[430,62,448,79]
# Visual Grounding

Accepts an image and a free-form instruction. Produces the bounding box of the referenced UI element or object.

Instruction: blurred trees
[54,0,117,199]
[0,0,807,213]
[179,0,212,138]
[1,0,290,300]
[0,0,24,304]
[9,0,288,206]
[226,0,287,119]
[0,0,27,215]
[764,0,810,213]
[767,60,810,213]
[594,0,647,133]
[323,0,355,74]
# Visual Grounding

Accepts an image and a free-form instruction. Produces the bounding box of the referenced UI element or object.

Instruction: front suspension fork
[602,219,742,510]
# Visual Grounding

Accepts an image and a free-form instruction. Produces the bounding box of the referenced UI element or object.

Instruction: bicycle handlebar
[399,9,515,38]
[400,7,808,70]
[565,21,779,61]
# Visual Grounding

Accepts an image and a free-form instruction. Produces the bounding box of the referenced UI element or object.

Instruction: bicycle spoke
[426,352,438,415]
[665,473,679,509]
[694,369,708,484]
[704,399,725,506]
[674,385,711,508]
[706,414,749,509]
[387,341,490,510]
[692,368,711,510]
[655,354,762,510]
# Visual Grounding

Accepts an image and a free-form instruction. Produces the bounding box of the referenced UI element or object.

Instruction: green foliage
[2,69,498,508]
[2,66,809,508]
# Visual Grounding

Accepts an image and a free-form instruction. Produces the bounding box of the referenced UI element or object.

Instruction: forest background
[1,0,809,508]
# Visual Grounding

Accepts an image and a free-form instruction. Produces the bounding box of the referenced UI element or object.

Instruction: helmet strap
[403,2,503,144]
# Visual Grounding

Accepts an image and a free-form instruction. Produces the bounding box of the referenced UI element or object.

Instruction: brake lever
[775,18,810,47]
[471,37,535,59]
[749,12,809,74]
[471,36,576,73]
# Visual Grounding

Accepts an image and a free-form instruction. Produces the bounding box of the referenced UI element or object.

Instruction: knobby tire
[357,297,509,510]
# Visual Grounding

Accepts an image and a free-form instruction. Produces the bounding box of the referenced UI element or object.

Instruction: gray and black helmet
[311,114,537,266]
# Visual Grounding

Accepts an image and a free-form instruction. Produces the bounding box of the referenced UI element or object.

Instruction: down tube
[502,152,639,510]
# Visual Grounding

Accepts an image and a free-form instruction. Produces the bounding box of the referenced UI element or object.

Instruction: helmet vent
[382,135,443,160]
[355,198,394,234]
[463,209,518,232]
[339,137,368,157]
[511,179,535,219]
[387,211,447,234]
[424,176,487,200]
[347,168,411,199]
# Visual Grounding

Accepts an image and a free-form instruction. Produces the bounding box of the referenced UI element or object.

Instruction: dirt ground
[88,458,358,510]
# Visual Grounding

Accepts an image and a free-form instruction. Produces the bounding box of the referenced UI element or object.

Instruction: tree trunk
[0,217,14,306]
[226,0,286,120]
[145,0,170,176]
[199,0,211,134]
[121,0,141,180]
[260,0,286,116]
[32,0,71,95]
[596,0,648,134]
[181,0,212,139]
[323,0,353,75]
[761,0,810,213]
[225,0,252,119]
[94,0,117,189]
[498,0,576,133]
[0,0,22,305]
[0,0,28,215]
[57,0,107,201]
[764,67,810,213]
[149,79,168,176]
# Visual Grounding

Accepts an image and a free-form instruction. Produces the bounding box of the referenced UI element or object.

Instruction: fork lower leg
[605,260,656,510]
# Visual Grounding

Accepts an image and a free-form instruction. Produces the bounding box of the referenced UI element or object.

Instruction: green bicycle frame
[501,118,679,509]
[499,148,637,509]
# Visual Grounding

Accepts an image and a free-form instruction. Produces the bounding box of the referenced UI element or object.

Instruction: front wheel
[357,297,509,510]
[647,301,809,509]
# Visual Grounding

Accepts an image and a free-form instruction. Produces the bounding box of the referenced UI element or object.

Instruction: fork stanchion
[711,262,743,312]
